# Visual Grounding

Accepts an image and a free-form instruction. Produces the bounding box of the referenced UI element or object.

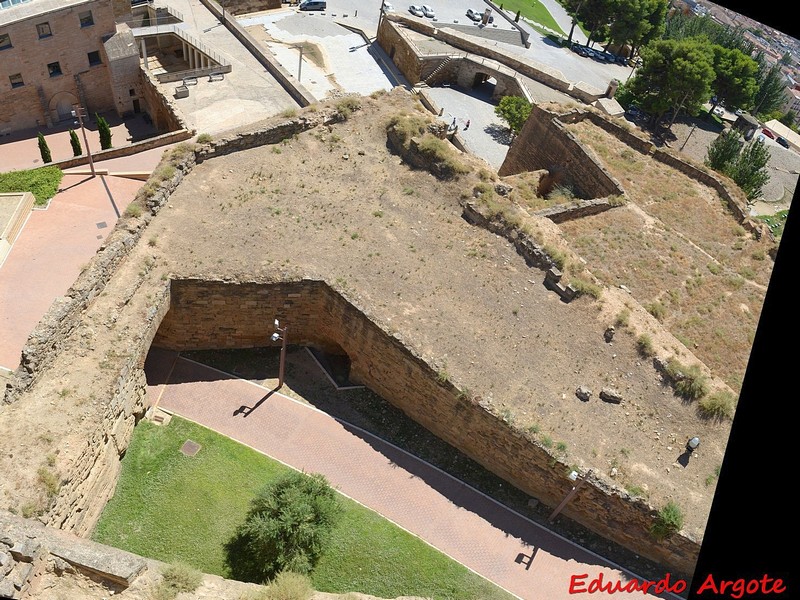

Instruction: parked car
[382,2,395,11]
[776,136,790,148]
[298,0,326,9]
[712,106,724,117]
[466,8,482,21]
[761,128,775,139]
[408,4,424,16]
[421,4,435,17]
[573,45,590,57]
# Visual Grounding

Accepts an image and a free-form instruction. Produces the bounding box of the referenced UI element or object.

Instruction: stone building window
[37,22,52,38]
[0,33,11,50]
[47,61,62,77]
[9,73,24,88]
[88,50,102,66]
[79,10,94,27]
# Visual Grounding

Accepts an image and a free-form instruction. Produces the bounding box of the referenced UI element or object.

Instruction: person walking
[465,119,471,130]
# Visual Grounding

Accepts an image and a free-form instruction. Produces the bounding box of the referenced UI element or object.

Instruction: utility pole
[71,105,95,177]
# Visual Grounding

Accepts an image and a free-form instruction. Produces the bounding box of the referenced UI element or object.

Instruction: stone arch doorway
[49,91,80,123]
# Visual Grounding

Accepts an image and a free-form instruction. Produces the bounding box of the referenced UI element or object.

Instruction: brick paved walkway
[148,349,679,600]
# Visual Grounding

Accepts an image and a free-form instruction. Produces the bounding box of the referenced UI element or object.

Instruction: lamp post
[71,105,95,177]
[549,469,592,522]
[292,45,304,82]
[271,319,288,390]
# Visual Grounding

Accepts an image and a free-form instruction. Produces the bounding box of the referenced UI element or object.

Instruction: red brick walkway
[149,349,680,600]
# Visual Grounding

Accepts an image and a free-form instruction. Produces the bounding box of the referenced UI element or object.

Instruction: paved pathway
[149,349,680,600]
[0,173,140,370]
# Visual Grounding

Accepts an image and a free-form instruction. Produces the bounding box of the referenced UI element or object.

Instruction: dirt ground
[130,88,741,547]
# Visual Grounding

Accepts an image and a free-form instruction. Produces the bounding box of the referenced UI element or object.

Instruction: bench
[208,72,225,82]
[182,76,198,86]
[174,85,189,99]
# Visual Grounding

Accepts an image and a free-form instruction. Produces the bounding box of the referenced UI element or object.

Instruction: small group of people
[450,117,471,131]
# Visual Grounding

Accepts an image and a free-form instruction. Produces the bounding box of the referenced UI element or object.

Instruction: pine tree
[69,129,82,157]
[96,114,113,150]
[37,133,52,164]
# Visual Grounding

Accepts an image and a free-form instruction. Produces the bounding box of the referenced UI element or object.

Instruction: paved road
[149,349,678,600]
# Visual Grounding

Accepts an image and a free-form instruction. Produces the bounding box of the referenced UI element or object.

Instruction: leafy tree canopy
[628,37,715,125]
[495,96,532,134]
[224,471,342,583]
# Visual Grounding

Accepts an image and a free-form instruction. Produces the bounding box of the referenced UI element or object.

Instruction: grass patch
[94,418,513,600]
[0,166,63,206]
[497,0,565,35]
[335,97,361,120]
[196,133,213,144]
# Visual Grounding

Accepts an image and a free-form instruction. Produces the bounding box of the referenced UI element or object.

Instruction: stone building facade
[0,0,135,134]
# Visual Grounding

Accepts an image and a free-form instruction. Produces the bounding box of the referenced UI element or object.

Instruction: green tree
[608,0,668,58]
[37,133,52,164]
[705,129,770,200]
[628,37,715,127]
[495,95,532,134]
[709,45,758,115]
[705,129,741,172]
[224,471,341,583]
[96,114,113,150]
[69,129,83,157]
[751,59,786,117]
[727,137,771,200]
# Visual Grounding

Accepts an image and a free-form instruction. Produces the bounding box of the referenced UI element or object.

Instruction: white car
[382,1,394,11]
[421,4,435,17]
[408,4,424,16]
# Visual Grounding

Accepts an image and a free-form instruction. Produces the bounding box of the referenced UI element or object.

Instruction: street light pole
[549,469,592,522]
[292,46,304,82]
[71,105,95,177]
[271,319,288,390]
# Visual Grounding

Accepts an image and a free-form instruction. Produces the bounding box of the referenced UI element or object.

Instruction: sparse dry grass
[560,120,774,393]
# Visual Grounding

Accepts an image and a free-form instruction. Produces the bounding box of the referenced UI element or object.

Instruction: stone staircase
[424,56,453,84]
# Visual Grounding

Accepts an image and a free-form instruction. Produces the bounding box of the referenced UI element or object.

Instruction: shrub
[651,501,684,539]
[280,108,298,119]
[335,97,361,120]
[265,571,313,600]
[96,114,113,150]
[665,358,708,400]
[698,390,736,419]
[386,113,429,146]
[125,203,143,218]
[196,133,213,144]
[570,277,602,299]
[636,334,654,357]
[645,301,666,321]
[154,563,203,600]
[615,309,630,327]
[37,132,52,164]
[69,129,83,156]
[225,471,341,583]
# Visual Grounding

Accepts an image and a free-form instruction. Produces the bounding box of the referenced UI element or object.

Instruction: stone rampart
[499,105,625,200]
[152,278,700,577]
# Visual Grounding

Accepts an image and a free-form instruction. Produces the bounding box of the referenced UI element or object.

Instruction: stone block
[600,388,623,404]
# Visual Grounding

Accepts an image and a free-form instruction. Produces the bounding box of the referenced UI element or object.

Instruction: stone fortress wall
[2,98,760,587]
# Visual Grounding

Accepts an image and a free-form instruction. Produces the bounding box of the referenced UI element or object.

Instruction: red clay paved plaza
[148,349,679,600]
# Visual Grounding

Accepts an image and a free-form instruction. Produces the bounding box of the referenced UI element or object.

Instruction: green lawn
[0,166,63,206]
[497,0,565,35]
[93,417,515,600]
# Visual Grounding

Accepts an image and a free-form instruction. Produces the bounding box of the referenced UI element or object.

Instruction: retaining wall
[152,278,700,577]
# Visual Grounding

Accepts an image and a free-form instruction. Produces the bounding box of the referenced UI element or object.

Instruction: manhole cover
[96,221,108,229]
[180,440,201,456]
